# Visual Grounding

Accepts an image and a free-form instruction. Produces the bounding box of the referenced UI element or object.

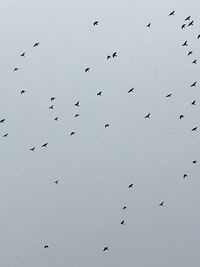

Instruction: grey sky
[0,0,200,266]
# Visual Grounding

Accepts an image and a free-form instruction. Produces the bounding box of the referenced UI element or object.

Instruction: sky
[0,0,200,266]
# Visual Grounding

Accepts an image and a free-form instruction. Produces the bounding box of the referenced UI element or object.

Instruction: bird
[14,68,18,71]
[120,220,125,225]
[42,143,48,148]
[105,124,110,128]
[159,202,164,206]
[191,127,198,131]
[185,15,191,21]
[169,10,175,16]
[191,81,197,87]
[93,21,99,26]
[112,52,117,58]
[33,42,39,47]
[21,90,26,94]
[54,180,58,184]
[128,88,134,93]
[179,115,184,119]
[30,147,35,151]
[49,105,54,110]
[191,100,196,105]
[107,55,111,60]
[128,183,133,188]
[192,59,197,64]
[20,52,25,57]
[51,97,56,101]
[197,34,200,39]
[54,117,58,121]
[183,174,188,179]
[145,113,150,118]
[97,91,102,96]
[44,245,49,249]
[3,133,8,137]
[182,41,188,46]
[181,24,186,29]
[123,206,127,210]
[166,93,172,98]
[188,51,193,56]
[75,101,80,107]
[70,131,75,136]
[192,160,197,164]
[103,247,109,252]
[188,20,194,26]
[0,119,5,123]
[146,23,151,28]
[85,67,90,72]
[74,114,79,118]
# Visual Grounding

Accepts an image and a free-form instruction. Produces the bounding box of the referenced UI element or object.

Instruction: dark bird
[54,180,58,184]
[85,67,90,72]
[44,245,49,249]
[192,59,197,64]
[75,101,80,107]
[3,133,8,137]
[128,88,134,93]
[191,127,198,131]
[188,20,194,26]
[103,247,109,252]
[192,160,197,164]
[21,90,26,94]
[20,52,25,57]
[54,117,58,121]
[0,119,5,123]
[51,97,56,101]
[93,21,99,26]
[120,220,125,225]
[169,10,175,16]
[181,24,186,29]
[145,113,150,118]
[179,115,184,119]
[191,81,197,87]
[197,34,200,39]
[14,68,18,71]
[188,51,193,56]
[70,131,75,136]
[185,15,191,21]
[123,206,127,210]
[159,201,164,206]
[128,183,133,188]
[49,105,54,110]
[146,23,151,28]
[182,41,188,46]
[183,174,188,179]
[112,52,117,58]
[191,100,196,105]
[42,143,48,148]
[30,147,35,151]
[33,42,39,47]
[97,91,102,96]
[107,55,111,60]
[74,114,79,118]
[105,124,110,128]
[166,93,172,98]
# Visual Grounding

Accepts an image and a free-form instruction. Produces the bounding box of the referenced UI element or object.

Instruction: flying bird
[128,183,133,188]
[21,90,26,94]
[123,206,127,210]
[103,247,109,252]
[145,113,150,118]
[14,68,18,71]
[93,21,99,26]
[54,180,58,184]
[146,23,151,28]
[191,81,197,87]
[191,127,198,131]
[185,15,191,21]
[33,42,39,47]
[75,101,80,107]
[97,91,102,96]
[42,143,48,148]
[182,41,188,46]
[191,100,196,105]
[159,202,164,206]
[51,97,56,101]
[85,67,90,72]
[70,131,75,136]
[188,51,193,56]
[0,119,5,123]
[128,88,134,93]
[169,10,175,16]
[166,93,172,98]
[179,115,184,119]
[181,24,186,29]
[188,20,194,26]
[3,133,8,137]
[192,160,197,164]
[112,52,117,58]
[20,52,25,57]
[107,55,111,60]
[44,245,49,249]
[74,114,79,118]
[49,105,54,110]
[120,220,125,225]
[54,117,58,121]
[192,59,197,64]
[105,124,110,128]
[183,174,188,179]
[30,147,35,151]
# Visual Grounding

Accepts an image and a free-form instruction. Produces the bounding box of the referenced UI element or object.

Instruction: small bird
[120,220,125,225]
[93,21,99,26]
[97,91,102,96]
[188,51,193,56]
[192,160,197,164]
[191,127,198,131]
[191,81,197,87]
[179,115,184,119]
[105,124,110,128]
[42,143,48,148]
[49,105,54,110]
[145,113,150,118]
[107,55,111,60]
[146,23,151,28]
[192,59,197,64]
[0,119,5,123]
[169,10,175,16]
[44,245,49,249]
[85,67,90,72]
[54,180,58,184]
[20,52,25,57]
[159,202,164,206]
[70,131,75,136]
[21,90,26,94]
[197,34,200,39]
[183,174,188,179]
[166,93,172,98]
[181,24,186,29]
[182,41,188,46]
[74,114,79,118]
[30,147,35,151]
[51,97,56,101]
[185,15,191,21]
[128,88,134,93]
[75,101,80,107]
[103,247,109,252]
[33,42,39,47]
[112,52,117,58]
[3,133,8,137]
[123,206,127,210]
[128,183,133,188]
[54,117,58,121]
[191,100,196,105]
[188,20,194,26]
[14,68,18,71]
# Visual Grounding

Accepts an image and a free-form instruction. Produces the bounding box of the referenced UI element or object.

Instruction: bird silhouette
[120,220,125,225]
[75,101,80,107]
[123,206,127,210]
[191,127,197,131]
[0,119,5,123]
[128,88,134,93]
[93,21,99,26]
[3,133,8,137]
[49,105,54,110]
[159,202,164,206]
[85,67,90,72]
[188,20,194,26]
[70,131,75,136]
[33,42,39,47]
[192,160,197,164]
[146,23,151,28]
[107,55,111,60]
[191,81,197,87]
[74,114,80,118]
[103,247,109,252]
[54,117,58,121]
[192,59,197,64]
[166,93,172,98]
[169,10,175,16]
[183,174,188,179]
[181,24,186,29]
[30,147,35,151]
[128,183,133,188]
[145,113,150,118]
[97,91,102,96]
[44,245,49,249]
[105,124,110,128]
[20,52,25,57]
[185,15,191,21]
[188,51,193,56]
[21,90,26,94]
[182,41,188,46]
[191,100,196,105]
[42,143,48,148]
[51,97,56,101]
[54,180,58,184]
[14,68,18,71]
[179,115,184,119]
[112,52,117,58]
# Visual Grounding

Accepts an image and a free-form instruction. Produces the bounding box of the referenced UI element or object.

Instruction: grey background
[0,0,200,266]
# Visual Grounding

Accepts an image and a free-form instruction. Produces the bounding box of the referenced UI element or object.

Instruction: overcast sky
[0,0,200,266]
